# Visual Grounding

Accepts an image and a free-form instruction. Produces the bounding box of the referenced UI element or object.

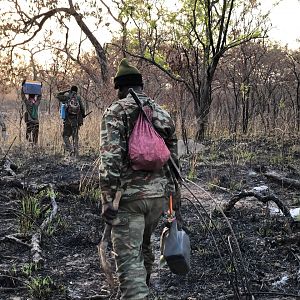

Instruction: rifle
[83,111,93,118]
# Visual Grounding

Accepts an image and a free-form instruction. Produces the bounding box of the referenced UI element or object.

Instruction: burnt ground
[0,137,300,300]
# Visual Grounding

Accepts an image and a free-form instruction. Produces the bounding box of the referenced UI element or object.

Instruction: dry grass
[1,103,299,158]
[1,109,101,156]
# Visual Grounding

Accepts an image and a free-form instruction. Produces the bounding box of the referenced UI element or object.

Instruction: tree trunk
[242,92,250,134]
[48,85,52,115]
[296,80,300,131]
[195,120,207,141]
[71,11,108,83]
[194,80,212,141]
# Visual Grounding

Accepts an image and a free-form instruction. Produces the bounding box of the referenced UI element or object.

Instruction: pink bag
[128,92,170,171]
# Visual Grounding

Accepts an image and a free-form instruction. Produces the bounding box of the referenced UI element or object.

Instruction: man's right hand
[101,202,118,225]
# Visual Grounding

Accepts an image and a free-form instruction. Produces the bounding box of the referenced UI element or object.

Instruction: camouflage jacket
[21,89,41,123]
[99,91,179,204]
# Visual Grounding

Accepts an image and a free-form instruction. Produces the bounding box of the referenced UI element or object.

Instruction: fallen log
[31,184,58,265]
[265,232,300,246]
[265,171,300,189]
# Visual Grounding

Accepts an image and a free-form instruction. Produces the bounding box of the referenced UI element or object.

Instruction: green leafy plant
[208,176,221,191]
[231,144,255,167]
[226,262,235,274]
[44,215,67,236]
[187,153,200,180]
[257,226,273,237]
[196,246,212,256]
[46,188,58,199]
[207,143,219,162]
[187,169,196,180]
[21,263,38,277]
[270,153,293,166]
[229,180,244,191]
[28,275,54,299]
[80,187,101,206]
[19,195,41,234]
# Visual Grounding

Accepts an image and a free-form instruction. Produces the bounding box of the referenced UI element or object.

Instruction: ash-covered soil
[0,138,300,300]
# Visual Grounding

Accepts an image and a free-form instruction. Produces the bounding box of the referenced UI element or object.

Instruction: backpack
[127,89,170,171]
[67,93,80,115]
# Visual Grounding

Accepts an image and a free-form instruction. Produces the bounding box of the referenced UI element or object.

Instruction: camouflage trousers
[63,116,81,156]
[111,196,167,300]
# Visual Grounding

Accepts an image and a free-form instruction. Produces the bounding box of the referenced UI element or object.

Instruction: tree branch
[223,190,293,226]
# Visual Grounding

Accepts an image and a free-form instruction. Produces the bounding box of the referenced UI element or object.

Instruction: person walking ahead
[99,58,180,300]
[56,85,85,157]
[21,81,41,144]
[0,112,7,142]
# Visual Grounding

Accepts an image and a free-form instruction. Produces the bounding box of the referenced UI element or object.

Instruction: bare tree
[102,0,271,140]
[287,52,300,131]
[0,0,108,82]
[217,42,266,135]
[213,42,299,136]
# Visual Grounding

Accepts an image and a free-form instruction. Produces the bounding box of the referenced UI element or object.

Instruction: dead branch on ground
[265,232,300,246]
[264,171,300,189]
[31,184,58,265]
[0,234,31,248]
[222,190,294,229]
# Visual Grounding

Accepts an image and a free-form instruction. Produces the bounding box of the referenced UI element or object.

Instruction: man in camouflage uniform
[21,81,42,144]
[56,85,85,157]
[99,58,180,300]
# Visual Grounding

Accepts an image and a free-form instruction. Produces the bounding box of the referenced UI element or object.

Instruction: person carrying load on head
[99,58,181,300]
[56,85,85,157]
[21,79,42,145]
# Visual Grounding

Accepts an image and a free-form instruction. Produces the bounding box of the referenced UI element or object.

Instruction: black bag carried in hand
[160,219,191,275]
